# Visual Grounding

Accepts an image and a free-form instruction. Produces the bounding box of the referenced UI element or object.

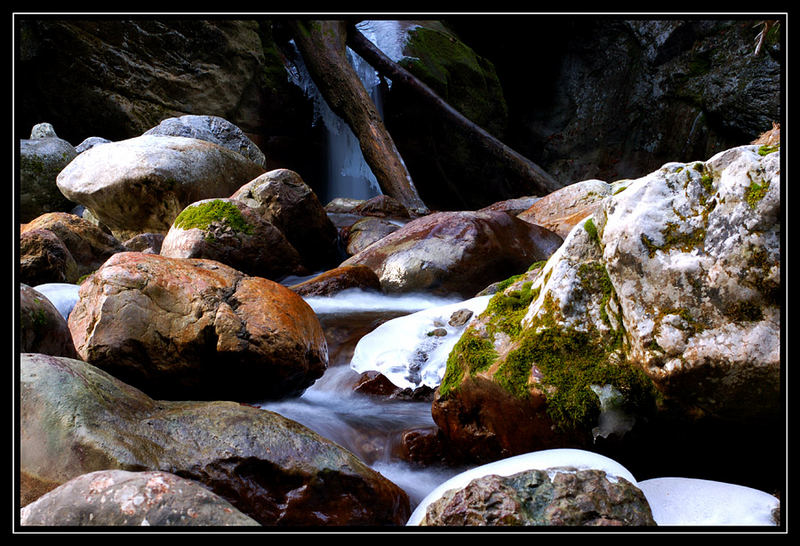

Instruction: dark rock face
[448,18,781,187]
[420,468,656,526]
[17,20,271,143]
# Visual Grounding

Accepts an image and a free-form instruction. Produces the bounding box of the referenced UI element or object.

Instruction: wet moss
[174,200,254,236]
[497,307,654,431]
[439,330,496,396]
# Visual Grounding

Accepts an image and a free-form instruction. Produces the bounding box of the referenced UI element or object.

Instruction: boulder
[55,135,266,239]
[19,353,410,525]
[19,284,77,358]
[343,216,402,256]
[324,197,365,214]
[19,228,79,285]
[418,468,655,526]
[19,132,78,222]
[342,210,564,297]
[231,169,340,271]
[68,252,328,401]
[479,196,541,216]
[21,212,126,278]
[29,122,58,138]
[122,232,165,255]
[75,136,111,154]
[159,198,305,281]
[350,194,411,218]
[144,114,266,167]
[517,179,617,239]
[20,470,260,527]
[432,145,781,463]
[289,264,381,297]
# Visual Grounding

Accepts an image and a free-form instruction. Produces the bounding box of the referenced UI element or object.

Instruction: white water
[286,37,383,203]
[259,290,472,509]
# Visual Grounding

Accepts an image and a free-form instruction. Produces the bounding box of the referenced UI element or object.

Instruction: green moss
[485,281,539,338]
[527,260,548,272]
[642,221,706,258]
[30,307,49,328]
[745,177,771,209]
[173,200,254,236]
[583,218,600,246]
[439,330,497,396]
[498,324,654,431]
[757,144,780,156]
[578,262,615,328]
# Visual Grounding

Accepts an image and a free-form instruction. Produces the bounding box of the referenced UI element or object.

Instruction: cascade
[286,21,418,204]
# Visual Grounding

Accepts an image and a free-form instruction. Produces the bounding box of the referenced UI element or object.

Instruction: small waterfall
[287,38,384,204]
[286,21,420,204]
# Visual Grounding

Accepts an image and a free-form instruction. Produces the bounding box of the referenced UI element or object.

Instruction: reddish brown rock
[289,264,381,297]
[19,228,79,285]
[431,376,588,463]
[68,252,327,401]
[21,212,126,278]
[351,194,411,218]
[342,210,563,297]
[517,179,612,239]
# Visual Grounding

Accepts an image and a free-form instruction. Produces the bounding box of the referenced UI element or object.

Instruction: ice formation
[350,295,491,390]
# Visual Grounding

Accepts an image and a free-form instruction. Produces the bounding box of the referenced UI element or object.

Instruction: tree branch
[346,25,563,196]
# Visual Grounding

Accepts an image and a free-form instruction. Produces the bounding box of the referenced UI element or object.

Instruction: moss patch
[173,200,254,236]
[757,144,780,156]
[442,257,655,432]
[499,325,654,431]
[745,177,771,209]
[583,218,600,246]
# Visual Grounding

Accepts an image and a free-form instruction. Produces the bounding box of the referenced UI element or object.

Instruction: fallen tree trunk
[346,25,563,196]
[287,20,429,215]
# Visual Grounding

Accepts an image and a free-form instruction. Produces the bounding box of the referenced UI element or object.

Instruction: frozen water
[350,295,491,390]
[637,477,779,526]
[356,20,421,64]
[285,38,383,202]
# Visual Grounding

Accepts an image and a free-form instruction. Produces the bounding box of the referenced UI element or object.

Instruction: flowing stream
[258,289,472,509]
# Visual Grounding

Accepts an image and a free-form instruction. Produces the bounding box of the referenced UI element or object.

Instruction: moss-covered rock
[161,198,305,281]
[433,144,780,464]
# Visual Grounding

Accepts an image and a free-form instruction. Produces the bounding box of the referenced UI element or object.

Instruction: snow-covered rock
[351,295,491,390]
[637,477,779,526]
